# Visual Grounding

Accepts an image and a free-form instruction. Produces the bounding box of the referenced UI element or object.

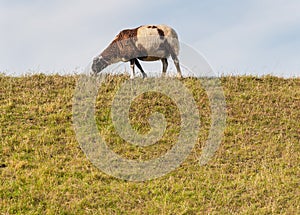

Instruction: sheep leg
[134,59,147,78]
[165,42,182,78]
[130,59,135,79]
[161,58,168,77]
[171,54,182,78]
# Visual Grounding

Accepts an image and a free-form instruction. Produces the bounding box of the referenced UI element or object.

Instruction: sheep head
[92,56,108,74]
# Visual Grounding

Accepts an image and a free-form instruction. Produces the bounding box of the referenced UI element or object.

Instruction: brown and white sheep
[92,24,182,78]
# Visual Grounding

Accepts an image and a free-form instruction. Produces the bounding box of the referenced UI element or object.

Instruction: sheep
[92,24,182,79]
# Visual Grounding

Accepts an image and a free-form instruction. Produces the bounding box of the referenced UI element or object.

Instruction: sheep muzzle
[92,56,108,74]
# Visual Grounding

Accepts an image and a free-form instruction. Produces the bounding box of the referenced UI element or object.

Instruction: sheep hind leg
[161,58,168,77]
[171,54,182,79]
[134,59,147,78]
[166,42,182,78]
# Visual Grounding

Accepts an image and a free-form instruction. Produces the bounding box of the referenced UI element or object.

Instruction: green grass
[0,74,299,214]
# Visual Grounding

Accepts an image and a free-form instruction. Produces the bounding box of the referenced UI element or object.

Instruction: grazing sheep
[92,24,182,78]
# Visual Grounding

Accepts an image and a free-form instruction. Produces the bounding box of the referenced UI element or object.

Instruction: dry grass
[0,73,299,214]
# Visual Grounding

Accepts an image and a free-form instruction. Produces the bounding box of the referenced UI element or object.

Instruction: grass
[0,73,299,214]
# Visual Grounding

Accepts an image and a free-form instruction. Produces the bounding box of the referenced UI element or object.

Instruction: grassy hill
[0,74,299,214]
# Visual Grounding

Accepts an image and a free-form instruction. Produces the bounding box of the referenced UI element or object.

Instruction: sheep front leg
[134,59,147,79]
[130,59,135,79]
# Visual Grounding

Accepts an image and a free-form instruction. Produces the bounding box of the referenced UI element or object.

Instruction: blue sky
[1,0,300,77]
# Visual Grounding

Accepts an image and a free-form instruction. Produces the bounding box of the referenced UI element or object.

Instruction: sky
[1,0,300,77]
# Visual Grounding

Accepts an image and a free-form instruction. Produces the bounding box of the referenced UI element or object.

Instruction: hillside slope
[0,74,299,214]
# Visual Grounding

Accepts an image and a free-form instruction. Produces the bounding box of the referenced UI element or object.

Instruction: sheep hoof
[177,74,183,79]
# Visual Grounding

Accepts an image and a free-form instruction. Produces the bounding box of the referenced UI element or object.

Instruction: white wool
[136,25,180,58]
